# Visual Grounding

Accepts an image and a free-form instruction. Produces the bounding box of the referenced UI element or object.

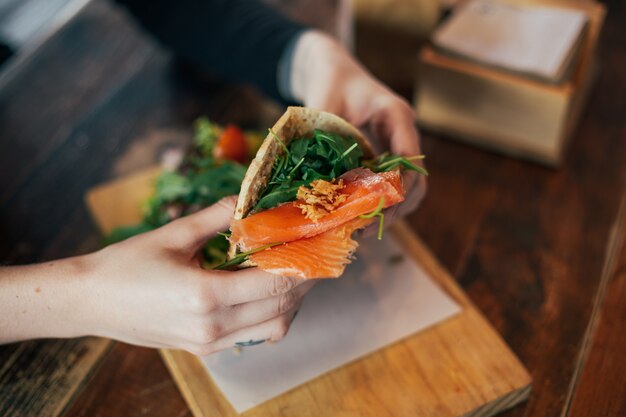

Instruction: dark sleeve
[115,0,307,101]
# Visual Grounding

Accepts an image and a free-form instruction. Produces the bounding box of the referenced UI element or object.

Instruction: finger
[369,100,422,157]
[209,268,308,306]
[217,279,315,333]
[192,308,300,356]
[388,112,422,157]
[157,195,237,252]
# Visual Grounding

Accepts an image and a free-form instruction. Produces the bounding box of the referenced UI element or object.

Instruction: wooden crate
[414,0,605,166]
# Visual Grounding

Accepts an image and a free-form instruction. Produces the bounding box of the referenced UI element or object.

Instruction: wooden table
[1,0,624,416]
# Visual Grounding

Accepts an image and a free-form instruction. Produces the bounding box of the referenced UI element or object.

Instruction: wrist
[290,31,346,104]
[0,254,96,343]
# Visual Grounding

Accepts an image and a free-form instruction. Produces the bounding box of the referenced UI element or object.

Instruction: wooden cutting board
[85,168,532,417]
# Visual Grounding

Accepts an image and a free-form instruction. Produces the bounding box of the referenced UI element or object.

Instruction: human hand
[72,197,313,354]
[289,31,427,225]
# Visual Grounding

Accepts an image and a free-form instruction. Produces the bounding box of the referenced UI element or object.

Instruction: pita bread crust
[228,107,373,260]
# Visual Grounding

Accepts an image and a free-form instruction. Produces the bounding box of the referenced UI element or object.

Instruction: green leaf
[193,117,222,156]
[155,172,192,201]
[254,130,363,211]
[213,241,284,270]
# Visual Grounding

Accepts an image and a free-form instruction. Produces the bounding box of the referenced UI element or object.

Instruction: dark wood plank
[0,338,112,417]
[62,343,191,417]
[567,193,626,417]
[0,0,155,206]
[0,2,160,417]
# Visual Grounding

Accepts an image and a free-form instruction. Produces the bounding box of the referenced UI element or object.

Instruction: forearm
[0,256,93,344]
[115,0,306,101]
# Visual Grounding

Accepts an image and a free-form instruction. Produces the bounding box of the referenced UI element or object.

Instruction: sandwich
[221,107,427,278]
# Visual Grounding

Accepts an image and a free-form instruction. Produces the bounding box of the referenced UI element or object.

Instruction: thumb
[158,195,238,253]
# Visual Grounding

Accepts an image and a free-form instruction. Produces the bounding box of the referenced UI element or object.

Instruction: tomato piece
[214,124,249,163]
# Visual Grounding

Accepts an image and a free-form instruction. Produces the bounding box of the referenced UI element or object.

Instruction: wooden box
[414,0,605,166]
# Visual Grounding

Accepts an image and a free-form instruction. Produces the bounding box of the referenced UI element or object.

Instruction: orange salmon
[249,217,374,279]
[230,168,404,251]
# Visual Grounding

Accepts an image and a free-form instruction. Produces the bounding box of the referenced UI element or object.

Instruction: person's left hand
[289,31,427,228]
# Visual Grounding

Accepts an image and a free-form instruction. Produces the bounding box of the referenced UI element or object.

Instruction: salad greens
[255,130,364,211]
[105,117,248,268]
[255,129,428,211]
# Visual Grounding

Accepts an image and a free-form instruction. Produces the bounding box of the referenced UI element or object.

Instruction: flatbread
[228,107,374,259]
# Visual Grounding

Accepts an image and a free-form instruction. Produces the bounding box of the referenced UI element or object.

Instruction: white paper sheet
[201,234,461,413]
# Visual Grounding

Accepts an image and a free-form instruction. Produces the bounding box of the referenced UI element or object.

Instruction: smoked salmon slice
[230,168,404,251]
[249,217,374,279]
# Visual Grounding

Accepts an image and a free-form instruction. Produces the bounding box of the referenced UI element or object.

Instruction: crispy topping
[295,179,347,222]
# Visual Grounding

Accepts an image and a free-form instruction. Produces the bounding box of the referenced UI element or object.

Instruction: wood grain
[85,169,531,417]
[0,0,155,206]
[62,343,191,417]
[0,338,112,417]
[567,193,626,417]
[0,2,157,417]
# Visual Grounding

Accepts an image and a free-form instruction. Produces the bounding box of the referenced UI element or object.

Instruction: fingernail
[235,339,266,347]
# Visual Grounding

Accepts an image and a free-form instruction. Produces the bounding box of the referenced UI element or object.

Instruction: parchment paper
[202,234,461,413]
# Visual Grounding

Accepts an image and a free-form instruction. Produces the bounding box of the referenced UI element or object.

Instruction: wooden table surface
[1,0,624,416]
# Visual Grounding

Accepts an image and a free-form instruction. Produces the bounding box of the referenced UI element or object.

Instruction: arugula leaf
[254,130,363,211]
[213,241,284,270]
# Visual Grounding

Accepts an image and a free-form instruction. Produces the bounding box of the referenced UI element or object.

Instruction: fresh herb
[268,128,289,153]
[363,153,428,176]
[359,197,385,240]
[254,130,363,211]
[213,242,284,270]
[339,142,359,160]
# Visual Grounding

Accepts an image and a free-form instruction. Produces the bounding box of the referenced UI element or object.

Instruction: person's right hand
[79,196,313,355]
